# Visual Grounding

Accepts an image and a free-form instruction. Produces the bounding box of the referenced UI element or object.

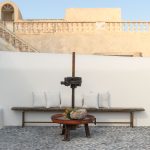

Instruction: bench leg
[22,111,25,128]
[130,112,134,128]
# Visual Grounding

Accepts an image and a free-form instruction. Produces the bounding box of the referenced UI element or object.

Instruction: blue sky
[1,0,150,21]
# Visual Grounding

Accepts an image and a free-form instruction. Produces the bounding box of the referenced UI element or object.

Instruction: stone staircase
[0,22,38,52]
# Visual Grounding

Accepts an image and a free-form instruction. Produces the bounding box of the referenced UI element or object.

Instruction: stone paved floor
[0,126,150,150]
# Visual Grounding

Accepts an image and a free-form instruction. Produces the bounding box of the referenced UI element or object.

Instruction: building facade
[1,0,150,56]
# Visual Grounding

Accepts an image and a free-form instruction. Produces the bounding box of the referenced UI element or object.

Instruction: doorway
[1,4,14,21]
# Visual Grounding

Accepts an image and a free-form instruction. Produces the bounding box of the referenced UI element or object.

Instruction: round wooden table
[51,114,96,141]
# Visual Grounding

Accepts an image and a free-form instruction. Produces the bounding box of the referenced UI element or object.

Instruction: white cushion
[83,92,99,109]
[32,92,46,107]
[99,91,111,108]
[45,92,60,108]
[60,92,72,108]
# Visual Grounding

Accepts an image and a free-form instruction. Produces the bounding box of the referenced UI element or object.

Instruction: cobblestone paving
[0,126,150,150]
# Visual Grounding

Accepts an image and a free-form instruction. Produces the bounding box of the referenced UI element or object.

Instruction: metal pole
[72,52,75,108]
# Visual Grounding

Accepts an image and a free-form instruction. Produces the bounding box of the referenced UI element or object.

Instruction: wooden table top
[51,114,95,125]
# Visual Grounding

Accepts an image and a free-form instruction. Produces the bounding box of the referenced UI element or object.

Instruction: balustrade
[14,22,96,34]
[0,22,38,52]
[106,22,150,32]
[14,21,150,34]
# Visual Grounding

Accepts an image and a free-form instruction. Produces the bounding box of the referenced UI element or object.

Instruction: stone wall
[1,1,150,56]
[12,21,150,56]
[18,30,150,56]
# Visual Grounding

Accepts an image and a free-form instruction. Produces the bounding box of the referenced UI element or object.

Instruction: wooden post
[72,52,75,108]
[72,52,75,78]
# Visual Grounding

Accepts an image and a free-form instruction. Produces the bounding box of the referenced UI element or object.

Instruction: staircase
[0,22,38,52]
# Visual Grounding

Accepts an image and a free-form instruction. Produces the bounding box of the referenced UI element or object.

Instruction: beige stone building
[0,0,150,56]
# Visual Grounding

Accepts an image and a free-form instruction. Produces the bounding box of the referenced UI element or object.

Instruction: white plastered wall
[0,51,148,126]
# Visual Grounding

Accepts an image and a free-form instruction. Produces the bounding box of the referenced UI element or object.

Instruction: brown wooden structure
[11,52,145,141]
[51,113,96,141]
[11,107,145,128]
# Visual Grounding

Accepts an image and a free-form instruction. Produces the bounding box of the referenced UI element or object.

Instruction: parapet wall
[15,25,150,56]
[10,20,150,56]
[14,21,150,34]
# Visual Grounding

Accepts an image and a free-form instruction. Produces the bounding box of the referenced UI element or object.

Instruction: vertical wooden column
[72,52,75,108]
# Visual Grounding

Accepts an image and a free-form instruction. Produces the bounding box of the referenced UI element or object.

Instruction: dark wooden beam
[72,52,75,108]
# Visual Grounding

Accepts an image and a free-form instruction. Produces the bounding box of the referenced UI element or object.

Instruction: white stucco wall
[0,52,148,126]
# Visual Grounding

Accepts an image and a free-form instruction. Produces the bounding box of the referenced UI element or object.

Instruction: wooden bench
[11,107,145,128]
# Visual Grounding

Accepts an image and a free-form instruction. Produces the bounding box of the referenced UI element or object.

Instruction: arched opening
[1,4,14,21]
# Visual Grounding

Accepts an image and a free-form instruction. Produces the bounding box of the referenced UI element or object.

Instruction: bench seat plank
[11,107,145,112]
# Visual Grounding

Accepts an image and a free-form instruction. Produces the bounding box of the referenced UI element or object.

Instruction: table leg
[63,125,70,141]
[61,124,65,135]
[84,124,91,138]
